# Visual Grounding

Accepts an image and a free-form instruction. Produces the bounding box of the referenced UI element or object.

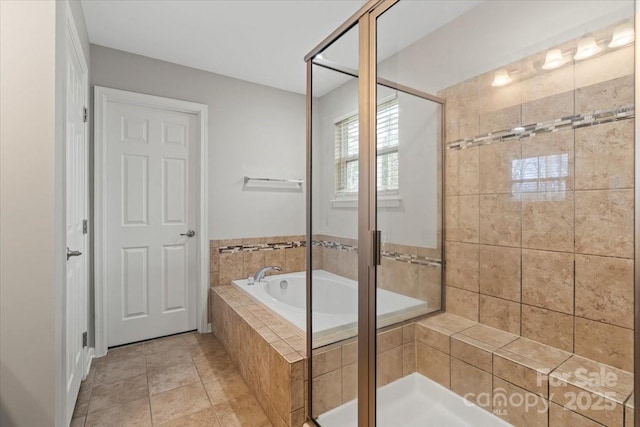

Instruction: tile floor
[71,332,272,427]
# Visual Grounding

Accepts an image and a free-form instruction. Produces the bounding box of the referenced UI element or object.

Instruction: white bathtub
[232,270,430,345]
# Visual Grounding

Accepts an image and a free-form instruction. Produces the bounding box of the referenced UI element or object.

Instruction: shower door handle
[373,230,382,266]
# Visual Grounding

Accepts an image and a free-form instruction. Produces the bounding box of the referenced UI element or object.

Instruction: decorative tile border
[218,241,305,254]
[447,105,635,151]
[313,240,442,267]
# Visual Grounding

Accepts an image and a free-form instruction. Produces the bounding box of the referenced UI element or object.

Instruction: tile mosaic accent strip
[313,240,442,267]
[447,105,635,151]
[218,241,305,254]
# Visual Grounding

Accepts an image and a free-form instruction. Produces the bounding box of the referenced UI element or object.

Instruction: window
[334,97,399,197]
[511,153,569,194]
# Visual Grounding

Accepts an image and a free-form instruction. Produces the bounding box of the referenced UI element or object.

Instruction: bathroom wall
[442,27,634,371]
[90,45,306,240]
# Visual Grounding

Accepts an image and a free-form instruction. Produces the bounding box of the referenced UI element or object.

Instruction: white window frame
[332,95,401,208]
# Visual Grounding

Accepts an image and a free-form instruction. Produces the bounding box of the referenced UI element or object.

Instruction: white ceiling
[81,0,480,95]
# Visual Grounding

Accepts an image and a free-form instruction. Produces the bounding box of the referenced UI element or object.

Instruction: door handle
[66,247,82,260]
[180,230,196,238]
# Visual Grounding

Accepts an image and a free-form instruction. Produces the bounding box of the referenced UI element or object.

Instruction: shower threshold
[316,373,511,427]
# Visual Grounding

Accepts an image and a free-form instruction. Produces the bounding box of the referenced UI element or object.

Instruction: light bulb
[542,49,567,70]
[491,68,512,87]
[574,36,601,60]
[609,23,634,48]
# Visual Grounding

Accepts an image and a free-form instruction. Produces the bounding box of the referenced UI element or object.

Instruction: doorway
[94,87,209,355]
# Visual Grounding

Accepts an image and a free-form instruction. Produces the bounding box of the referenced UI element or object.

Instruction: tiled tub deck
[211,285,418,427]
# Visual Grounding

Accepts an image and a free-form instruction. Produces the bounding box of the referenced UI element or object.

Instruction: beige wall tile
[574,317,633,371]
[550,381,623,426]
[575,74,634,113]
[575,120,634,190]
[479,140,521,194]
[479,245,521,302]
[446,195,480,243]
[402,342,416,375]
[285,247,305,273]
[575,254,633,329]
[493,378,549,427]
[265,249,286,271]
[416,343,450,388]
[445,242,479,292]
[575,45,634,88]
[311,369,342,416]
[521,131,574,192]
[446,286,479,322]
[243,251,265,279]
[575,189,634,258]
[377,346,403,387]
[521,305,573,352]
[219,253,244,286]
[625,398,634,427]
[522,59,574,102]
[311,347,341,378]
[522,192,574,252]
[446,147,479,196]
[522,249,574,314]
[450,337,493,373]
[450,358,492,411]
[416,313,475,354]
[479,294,521,335]
[549,402,604,427]
[341,363,357,403]
[479,194,522,247]
[377,327,403,354]
[479,105,521,135]
[522,91,573,125]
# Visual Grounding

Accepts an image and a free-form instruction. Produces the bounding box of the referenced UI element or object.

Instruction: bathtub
[232,270,429,346]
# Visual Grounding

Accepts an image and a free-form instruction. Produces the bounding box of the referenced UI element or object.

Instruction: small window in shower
[334,96,399,197]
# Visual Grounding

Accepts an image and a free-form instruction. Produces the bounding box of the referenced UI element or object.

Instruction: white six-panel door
[105,100,198,347]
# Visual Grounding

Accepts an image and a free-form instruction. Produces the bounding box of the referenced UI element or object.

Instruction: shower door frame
[305,1,446,426]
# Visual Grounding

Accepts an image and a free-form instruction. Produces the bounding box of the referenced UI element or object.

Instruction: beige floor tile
[148,361,200,395]
[203,374,251,404]
[143,334,186,355]
[88,373,148,414]
[94,355,147,385]
[157,407,221,427]
[150,381,211,425]
[70,417,86,427]
[85,398,152,427]
[213,394,270,427]
[193,353,238,383]
[145,346,192,371]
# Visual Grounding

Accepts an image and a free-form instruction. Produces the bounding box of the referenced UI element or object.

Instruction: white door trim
[94,86,209,357]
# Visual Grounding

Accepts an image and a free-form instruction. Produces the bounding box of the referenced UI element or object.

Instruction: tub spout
[253,266,282,282]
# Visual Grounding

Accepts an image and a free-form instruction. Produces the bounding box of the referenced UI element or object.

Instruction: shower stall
[305,1,638,426]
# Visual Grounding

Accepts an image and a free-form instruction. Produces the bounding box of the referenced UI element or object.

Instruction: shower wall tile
[478,295,521,335]
[522,60,574,103]
[520,131,575,192]
[445,242,479,292]
[285,247,305,273]
[575,254,634,329]
[575,189,634,258]
[521,91,574,125]
[575,120,634,190]
[478,104,521,135]
[521,192,574,252]
[493,378,549,427]
[450,358,492,412]
[445,147,479,196]
[445,286,479,322]
[445,195,479,243]
[521,249,574,314]
[478,140,521,194]
[377,346,403,387]
[574,46,634,89]
[575,74,634,113]
[219,253,244,286]
[479,245,521,302]
[574,317,633,372]
[479,194,521,247]
[416,343,450,388]
[521,305,573,352]
[549,402,605,427]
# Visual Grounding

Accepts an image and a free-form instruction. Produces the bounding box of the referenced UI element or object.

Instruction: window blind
[335,97,399,195]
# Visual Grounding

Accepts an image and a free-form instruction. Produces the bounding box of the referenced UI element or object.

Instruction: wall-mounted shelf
[243,176,304,190]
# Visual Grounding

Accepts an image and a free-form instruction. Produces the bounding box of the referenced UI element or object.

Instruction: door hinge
[82,331,88,347]
[83,219,88,234]
[83,107,88,123]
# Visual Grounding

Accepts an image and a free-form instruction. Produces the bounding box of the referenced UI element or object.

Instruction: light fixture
[609,23,634,48]
[574,36,602,60]
[491,68,512,87]
[315,53,325,60]
[541,49,568,70]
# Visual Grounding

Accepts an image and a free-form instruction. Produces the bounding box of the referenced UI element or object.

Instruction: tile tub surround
[416,313,635,427]
[211,284,419,425]
[312,234,442,309]
[441,30,635,371]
